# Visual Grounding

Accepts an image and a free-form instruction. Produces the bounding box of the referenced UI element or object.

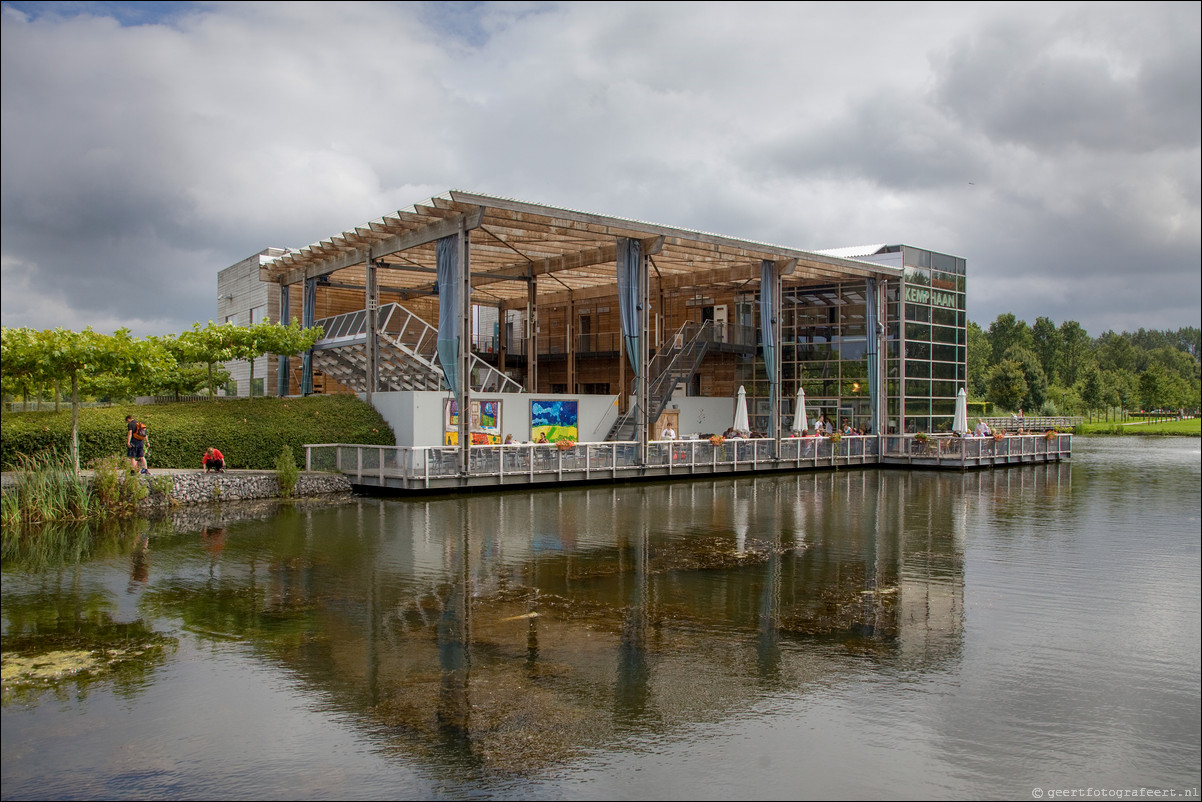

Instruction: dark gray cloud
[934,5,1201,153]
[1,1,1198,340]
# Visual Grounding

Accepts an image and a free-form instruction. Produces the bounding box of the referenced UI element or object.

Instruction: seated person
[202,447,225,472]
[973,421,992,437]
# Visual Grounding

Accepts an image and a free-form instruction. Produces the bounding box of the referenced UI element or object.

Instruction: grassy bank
[1,395,396,471]
[1074,417,1200,436]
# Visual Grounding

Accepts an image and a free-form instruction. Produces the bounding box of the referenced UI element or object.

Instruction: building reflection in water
[135,465,1068,774]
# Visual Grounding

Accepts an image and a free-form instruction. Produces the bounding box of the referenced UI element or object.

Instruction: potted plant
[556,438,576,451]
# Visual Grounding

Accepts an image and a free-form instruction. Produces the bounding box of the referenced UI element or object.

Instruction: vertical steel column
[566,294,575,394]
[498,302,508,376]
[527,275,538,393]
[869,277,886,437]
[637,250,649,464]
[770,261,782,456]
[897,273,907,436]
[458,221,471,473]
[865,277,877,436]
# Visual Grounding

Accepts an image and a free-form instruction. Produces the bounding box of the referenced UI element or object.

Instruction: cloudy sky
[2,1,1198,339]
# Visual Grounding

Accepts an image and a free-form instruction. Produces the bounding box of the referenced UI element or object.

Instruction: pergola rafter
[259,190,898,305]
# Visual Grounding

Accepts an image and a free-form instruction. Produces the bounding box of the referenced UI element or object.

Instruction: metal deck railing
[304,433,1071,491]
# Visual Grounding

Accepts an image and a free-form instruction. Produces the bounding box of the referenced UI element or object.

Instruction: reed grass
[1,450,90,527]
[274,444,300,498]
[89,455,148,516]
[1,451,148,534]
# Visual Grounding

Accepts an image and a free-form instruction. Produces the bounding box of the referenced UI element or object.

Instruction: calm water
[2,438,1199,800]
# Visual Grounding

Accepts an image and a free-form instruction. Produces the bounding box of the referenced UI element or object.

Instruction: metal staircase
[309,303,523,394]
[605,320,712,441]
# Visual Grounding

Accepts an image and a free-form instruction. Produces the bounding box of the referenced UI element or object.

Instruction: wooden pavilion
[255,190,901,471]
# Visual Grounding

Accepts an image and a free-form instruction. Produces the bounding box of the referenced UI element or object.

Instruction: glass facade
[894,246,966,433]
[741,245,966,435]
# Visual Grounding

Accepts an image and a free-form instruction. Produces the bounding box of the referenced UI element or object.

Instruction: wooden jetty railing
[977,416,1081,433]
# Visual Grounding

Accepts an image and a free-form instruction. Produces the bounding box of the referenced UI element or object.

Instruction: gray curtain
[277,284,290,397]
[301,277,316,396]
[865,278,878,434]
[760,260,778,439]
[616,237,641,377]
[436,234,460,396]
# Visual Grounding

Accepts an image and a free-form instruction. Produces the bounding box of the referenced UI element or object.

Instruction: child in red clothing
[202,447,225,472]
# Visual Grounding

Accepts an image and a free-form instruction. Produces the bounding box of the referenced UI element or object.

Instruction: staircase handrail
[606,320,712,441]
[313,303,523,394]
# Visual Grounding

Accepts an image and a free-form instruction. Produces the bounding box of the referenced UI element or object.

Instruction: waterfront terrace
[221,189,1066,491]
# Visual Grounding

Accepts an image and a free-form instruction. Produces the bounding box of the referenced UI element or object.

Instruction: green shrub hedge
[1,396,396,470]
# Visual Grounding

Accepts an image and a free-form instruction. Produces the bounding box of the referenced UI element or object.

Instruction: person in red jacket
[202,447,225,473]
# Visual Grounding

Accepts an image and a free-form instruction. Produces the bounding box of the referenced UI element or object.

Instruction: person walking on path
[126,415,149,474]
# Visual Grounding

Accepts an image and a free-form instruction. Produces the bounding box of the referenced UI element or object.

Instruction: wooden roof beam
[268,207,485,285]
[386,235,662,300]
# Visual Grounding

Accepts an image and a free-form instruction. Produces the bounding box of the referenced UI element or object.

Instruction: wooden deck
[305,433,1072,493]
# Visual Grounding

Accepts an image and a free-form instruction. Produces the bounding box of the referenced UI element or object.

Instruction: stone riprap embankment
[139,470,352,508]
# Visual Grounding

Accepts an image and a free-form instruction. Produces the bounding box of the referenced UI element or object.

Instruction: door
[712,304,728,343]
[654,410,680,440]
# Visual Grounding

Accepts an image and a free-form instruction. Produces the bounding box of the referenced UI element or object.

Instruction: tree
[1032,316,1061,385]
[0,327,43,410]
[1078,364,1105,419]
[41,329,166,471]
[174,322,239,399]
[1046,383,1082,416]
[227,320,323,397]
[1139,364,1188,411]
[988,313,1033,364]
[151,333,231,400]
[1094,330,1139,374]
[1003,345,1047,412]
[1058,320,1092,387]
[966,320,992,398]
[1170,326,1201,360]
[1,327,172,471]
[987,359,1028,412]
[1105,369,1140,417]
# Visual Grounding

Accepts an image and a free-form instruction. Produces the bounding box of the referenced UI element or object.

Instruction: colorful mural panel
[530,399,578,443]
[444,399,502,445]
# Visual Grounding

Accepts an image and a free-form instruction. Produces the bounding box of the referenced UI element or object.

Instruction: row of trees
[0,320,323,471]
[967,315,1201,417]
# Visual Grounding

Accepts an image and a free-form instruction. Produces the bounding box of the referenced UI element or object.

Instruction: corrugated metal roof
[812,244,891,259]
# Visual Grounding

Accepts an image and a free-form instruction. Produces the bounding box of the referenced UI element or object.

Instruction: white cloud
[1,0,1198,337]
